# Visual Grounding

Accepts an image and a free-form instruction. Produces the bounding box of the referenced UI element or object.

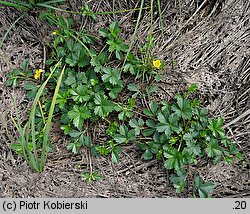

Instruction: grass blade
[0,0,30,10]
[39,65,65,171]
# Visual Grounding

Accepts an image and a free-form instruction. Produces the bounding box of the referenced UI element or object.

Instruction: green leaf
[115,50,123,60]
[57,91,69,108]
[111,150,120,163]
[129,118,144,136]
[146,84,158,95]
[149,101,159,115]
[195,176,214,198]
[184,140,201,156]
[27,90,38,100]
[23,82,37,91]
[80,135,92,147]
[142,128,155,137]
[170,170,187,193]
[109,21,120,37]
[66,39,74,51]
[65,71,77,87]
[127,83,140,98]
[113,124,135,143]
[65,55,78,67]
[164,148,184,171]
[68,105,91,129]
[10,143,23,155]
[144,101,159,116]
[102,67,121,85]
[118,107,134,121]
[113,134,127,144]
[157,112,168,123]
[127,83,139,92]
[187,83,198,93]
[209,117,225,137]
[94,93,118,117]
[143,149,153,160]
[69,129,83,138]
[106,121,119,137]
[99,28,109,37]
[156,123,172,137]
[205,138,222,158]
[67,140,81,154]
[156,112,178,137]
[172,94,193,119]
[107,84,123,99]
[70,85,91,103]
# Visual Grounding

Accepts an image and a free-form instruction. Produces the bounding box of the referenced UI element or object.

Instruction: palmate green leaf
[170,169,187,193]
[94,93,118,117]
[142,142,161,160]
[65,55,78,67]
[129,118,144,136]
[69,129,83,138]
[102,67,121,85]
[142,119,157,137]
[107,38,128,59]
[118,105,134,121]
[209,117,225,137]
[205,138,222,158]
[156,123,172,137]
[143,101,159,116]
[168,113,182,133]
[184,140,201,156]
[172,94,193,119]
[146,84,158,95]
[65,71,77,87]
[113,124,135,144]
[127,83,140,98]
[107,84,123,99]
[68,105,91,129]
[57,91,69,108]
[70,85,91,103]
[195,176,214,198]
[156,112,181,136]
[66,38,74,51]
[69,129,92,148]
[67,140,81,154]
[164,148,184,171]
[80,135,92,147]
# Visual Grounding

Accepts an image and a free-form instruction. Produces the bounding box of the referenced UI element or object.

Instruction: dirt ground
[0,0,249,197]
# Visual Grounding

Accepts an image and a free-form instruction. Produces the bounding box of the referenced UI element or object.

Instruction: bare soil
[0,0,249,197]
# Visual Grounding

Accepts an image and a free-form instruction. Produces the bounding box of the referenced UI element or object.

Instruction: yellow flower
[153,59,161,69]
[52,31,57,35]
[34,69,43,79]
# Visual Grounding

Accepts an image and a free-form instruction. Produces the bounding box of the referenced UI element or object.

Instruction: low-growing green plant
[6,4,243,197]
[81,171,103,183]
[11,61,65,172]
[113,83,241,197]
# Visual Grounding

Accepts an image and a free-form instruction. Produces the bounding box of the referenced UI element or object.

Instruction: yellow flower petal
[153,60,161,69]
[52,31,57,35]
[34,69,43,79]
